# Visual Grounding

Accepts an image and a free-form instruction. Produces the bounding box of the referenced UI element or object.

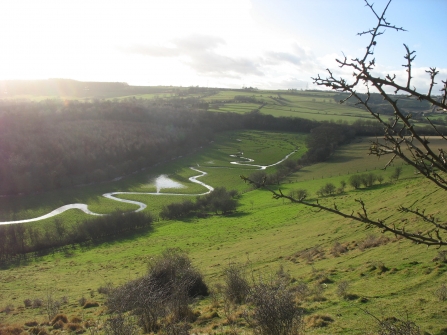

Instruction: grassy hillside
[1,131,447,334]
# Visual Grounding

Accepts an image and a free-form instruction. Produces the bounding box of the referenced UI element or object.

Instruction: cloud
[122,45,179,57]
[121,34,263,78]
[265,51,302,65]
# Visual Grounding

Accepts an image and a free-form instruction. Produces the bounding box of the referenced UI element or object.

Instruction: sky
[0,0,446,91]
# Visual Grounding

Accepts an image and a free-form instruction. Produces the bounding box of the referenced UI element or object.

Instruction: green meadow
[1,130,447,334]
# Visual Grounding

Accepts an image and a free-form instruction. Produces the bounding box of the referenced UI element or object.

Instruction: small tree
[391,166,403,182]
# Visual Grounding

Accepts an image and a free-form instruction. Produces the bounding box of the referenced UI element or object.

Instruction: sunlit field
[1,131,447,334]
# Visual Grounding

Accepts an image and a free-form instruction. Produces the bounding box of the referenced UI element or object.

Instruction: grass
[1,133,447,334]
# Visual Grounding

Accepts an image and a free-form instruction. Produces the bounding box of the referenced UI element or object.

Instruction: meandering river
[0,151,296,225]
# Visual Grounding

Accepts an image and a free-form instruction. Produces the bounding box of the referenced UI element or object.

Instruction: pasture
[1,132,447,334]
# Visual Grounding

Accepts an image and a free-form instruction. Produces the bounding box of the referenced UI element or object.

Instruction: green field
[1,131,447,334]
[202,89,373,122]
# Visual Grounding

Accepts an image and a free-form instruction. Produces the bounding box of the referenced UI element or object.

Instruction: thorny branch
[258,0,447,247]
[312,1,447,188]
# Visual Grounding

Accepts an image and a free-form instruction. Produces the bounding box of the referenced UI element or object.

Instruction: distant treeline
[332,92,436,116]
[1,97,445,196]
[0,212,153,264]
[0,79,172,98]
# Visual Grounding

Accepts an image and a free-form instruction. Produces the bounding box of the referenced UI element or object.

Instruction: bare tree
[242,0,447,246]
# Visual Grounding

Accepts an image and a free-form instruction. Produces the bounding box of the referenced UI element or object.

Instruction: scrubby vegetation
[160,187,239,220]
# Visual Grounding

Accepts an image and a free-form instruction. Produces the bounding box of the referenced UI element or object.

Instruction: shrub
[336,281,350,299]
[51,314,68,325]
[78,297,87,307]
[311,282,326,302]
[316,183,336,197]
[44,291,60,320]
[52,320,64,330]
[70,316,83,324]
[64,322,83,332]
[223,263,250,304]
[349,174,363,189]
[245,279,304,335]
[435,284,447,301]
[23,299,32,308]
[98,283,114,295]
[390,166,403,182]
[433,250,447,263]
[288,189,308,201]
[2,305,14,314]
[358,234,389,251]
[32,299,42,309]
[82,301,99,309]
[0,325,24,335]
[299,246,324,263]
[106,248,207,333]
[330,242,348,257]
[305,315,334,328]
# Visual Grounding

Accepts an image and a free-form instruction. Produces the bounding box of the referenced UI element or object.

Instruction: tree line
[0,212,153,264]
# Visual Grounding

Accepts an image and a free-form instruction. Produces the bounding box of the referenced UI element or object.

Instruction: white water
[154,175,186,193]
[230,150,297,170]
[0,151,295,225]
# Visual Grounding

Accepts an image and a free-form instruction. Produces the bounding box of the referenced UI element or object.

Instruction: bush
[0,325,25,335]
[288,189,308,201]
[358,234,389,251]
[64,322,83,332]
[316,183,336,197]
[245,279,304,335]
[223,263,250,304]
[305,314,334,328]
[32,299,42,309]
[51,314,68,325]
[78,297,87,307]
[349,174,363,189]
[336,281,350,299]
[82,301,99,309]
[106,248,207,333]
[98,283,114,295]
[330,242,348,257]
[435,284,447,301]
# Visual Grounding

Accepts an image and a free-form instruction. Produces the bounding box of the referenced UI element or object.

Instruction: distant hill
[0,78,174,98]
